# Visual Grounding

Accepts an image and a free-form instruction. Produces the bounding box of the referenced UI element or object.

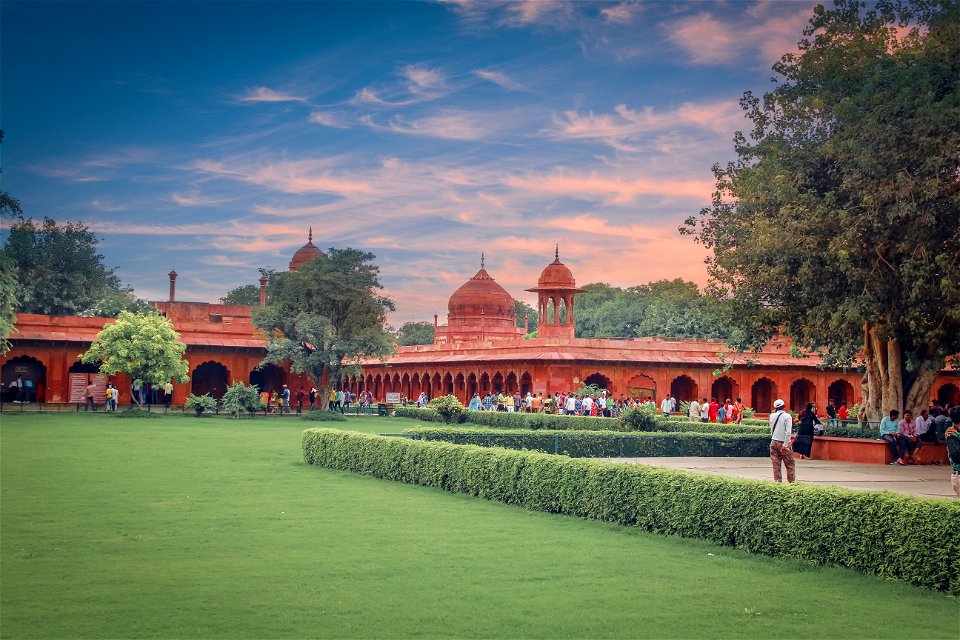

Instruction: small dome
[289,228,324,271]
[448,268,515,320]
[538,259,576,288]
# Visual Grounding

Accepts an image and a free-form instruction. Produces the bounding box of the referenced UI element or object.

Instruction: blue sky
[2,0,816,324]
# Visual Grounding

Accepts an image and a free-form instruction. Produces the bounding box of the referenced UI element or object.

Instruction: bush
[619,404,660,431]
[400,427,770,458]
[113,408,163,419]
[428,395,467,424]
[395,406,631,431]
[222,381,264,418]
[185,393,217,416]
[301,410,347,422]
[302,429,960,593]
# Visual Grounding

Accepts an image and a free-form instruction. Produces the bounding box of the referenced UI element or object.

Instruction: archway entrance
[790,378,815,411]
[625,374,654,400]
[250,363,285,395]
[669,375,698,403]
[2,355,46,402]
[937,383,959,406]
[711,376,736,403]
[192,361,229,399]
[828,379,854,407]
[520,372,532,396]
[751,377,776,413]
[584,372,612,393]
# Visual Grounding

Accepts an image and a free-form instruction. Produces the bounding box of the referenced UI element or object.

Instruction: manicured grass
[1,413,957,639]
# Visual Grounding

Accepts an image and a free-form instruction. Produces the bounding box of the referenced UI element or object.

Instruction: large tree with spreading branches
[252,248,394,408]
[684,0,960,421]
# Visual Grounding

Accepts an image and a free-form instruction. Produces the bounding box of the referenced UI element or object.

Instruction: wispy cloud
[472,68,524,91]
[600,2,642,24]
[170,190,233,207]
[237,86,307,103]
[363,112,490,140]
[308,111,352,128]
[401,64,445,93]
[193,158,374,196]
[89,198,128,212]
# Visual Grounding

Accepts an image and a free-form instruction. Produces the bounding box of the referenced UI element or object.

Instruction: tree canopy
[80,311,190,402]
[1,216,137,316]
[252,248,394,407]
[683,0,960,419]
[220,284,261,306]
[0,253,17,355]
[395,320,435,346]
[514,299,538,333]
[574,279,731,340]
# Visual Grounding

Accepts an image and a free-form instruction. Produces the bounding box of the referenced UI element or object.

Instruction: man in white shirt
[660,396,672,416]
[769,398,795,482]
[688,398,700,422]
[565,394,576,414]
[582,395,593,414]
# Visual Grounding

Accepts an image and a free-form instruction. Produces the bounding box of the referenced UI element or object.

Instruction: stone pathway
[605,457,956,499]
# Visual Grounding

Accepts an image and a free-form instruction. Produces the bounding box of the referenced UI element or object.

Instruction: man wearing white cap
[769,398,795,482]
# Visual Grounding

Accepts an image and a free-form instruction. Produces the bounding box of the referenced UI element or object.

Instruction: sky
[1,0,817,324]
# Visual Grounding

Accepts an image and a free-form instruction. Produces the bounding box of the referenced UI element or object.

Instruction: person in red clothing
[838,403,849,422]
[296,386,306,414]
[708,398,719,423]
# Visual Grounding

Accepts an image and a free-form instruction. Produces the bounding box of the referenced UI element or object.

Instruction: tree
[683,0,960,421]
[220,284,260,306]
[395,321,435,346]
[252,248,395,410]
[0,254,17,354]
[1,216,129,316]
[80,311,190,406]
[81,287,151,317]
[513,299,538,333]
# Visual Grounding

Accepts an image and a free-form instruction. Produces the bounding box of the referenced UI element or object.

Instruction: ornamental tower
[526,246,584,340]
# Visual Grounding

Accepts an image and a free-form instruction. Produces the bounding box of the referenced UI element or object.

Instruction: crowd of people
[258,385,376,414]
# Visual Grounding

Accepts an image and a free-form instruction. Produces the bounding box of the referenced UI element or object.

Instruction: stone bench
[795,435,948,465]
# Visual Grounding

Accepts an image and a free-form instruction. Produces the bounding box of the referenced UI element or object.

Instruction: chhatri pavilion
[3,231,958,412]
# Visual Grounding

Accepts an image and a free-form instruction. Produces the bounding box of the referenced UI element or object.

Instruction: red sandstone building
[3,235,958,413]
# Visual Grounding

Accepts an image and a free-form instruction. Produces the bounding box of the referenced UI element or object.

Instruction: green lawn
[1,413,956,639]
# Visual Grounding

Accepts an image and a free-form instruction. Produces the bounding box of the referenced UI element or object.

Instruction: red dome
[537,259,576,288]
[448,268,515,320]
[289,228,324,271]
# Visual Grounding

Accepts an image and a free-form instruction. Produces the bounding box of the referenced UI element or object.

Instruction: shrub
[114,408,163,419]
[222,381,264,418]
[742,407,756,419]
[301,410,347,422]
[185,393,217,416]
[619,404,660,431]
[400,426,770,458]
[395,406,629,431]
[302,429,960,593]
[428,395,467,424]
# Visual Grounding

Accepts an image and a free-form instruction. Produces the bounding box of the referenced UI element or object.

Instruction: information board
[385,392,401,404]
[69,374,107,404]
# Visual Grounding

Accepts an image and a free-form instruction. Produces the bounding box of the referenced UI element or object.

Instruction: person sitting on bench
[880,409,909,465]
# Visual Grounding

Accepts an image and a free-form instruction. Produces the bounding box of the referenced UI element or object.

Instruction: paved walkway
[605,457,957,499]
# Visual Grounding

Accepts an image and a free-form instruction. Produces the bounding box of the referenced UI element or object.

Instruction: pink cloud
[504,171,713,204]
[237,86,307,103]
[194,159,373,196]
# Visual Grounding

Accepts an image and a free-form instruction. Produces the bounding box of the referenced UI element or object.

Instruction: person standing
[296,386,305,414]
[769,399,795,483]
[111,384,119,411]
[837,402,848,424]
[826,399,838,427]
[733,397,745,424]
[660,395,672,417]
[880,409,908,465]
[164,381,174,408]
[468,393,481,411]
[793,402,821,460]
[13,375,24,402]
[23,377,33,403]
[85,379,96,411]
[688,398,700,423]
[700,397,710,423]
[309,386,317,409]
[945,407,960,498]
[708,398,719,423]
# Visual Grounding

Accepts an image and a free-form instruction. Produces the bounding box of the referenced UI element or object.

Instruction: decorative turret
[526,246,583,339]
[289,227,325,271]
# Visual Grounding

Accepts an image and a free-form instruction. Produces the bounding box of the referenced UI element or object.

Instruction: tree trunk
[859,323,938,423]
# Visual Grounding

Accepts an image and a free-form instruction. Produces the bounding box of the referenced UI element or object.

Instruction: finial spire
[481,252,485,269]
[555,243,559,261]
[308,226,313,243]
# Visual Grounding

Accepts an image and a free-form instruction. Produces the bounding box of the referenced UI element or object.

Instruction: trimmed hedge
[398,426,770,458]
[302,429,960,593]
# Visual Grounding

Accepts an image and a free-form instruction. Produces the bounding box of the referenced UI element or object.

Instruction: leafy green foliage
[401,426,770,458]
[514,299,538,332]
[252,248,395,409]
[427,395,466,423]
[303,429,960,593]
[221,381,264,417]
[80,311,190,389]
[113,408,163,419]
[301,410,347,422]
[81,287,151,317]
[1,217,131,316]
[220,284,261,306]
[394,320,435,346]
[575,280,732,339]
[0,253,17,354]
[619,404,660,431]
[683,0,960,418]
[185,393,217,415]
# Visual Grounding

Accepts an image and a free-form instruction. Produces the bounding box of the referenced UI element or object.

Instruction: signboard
[69,374,107,404]
[627,386,656,401]
[385,392,401,404]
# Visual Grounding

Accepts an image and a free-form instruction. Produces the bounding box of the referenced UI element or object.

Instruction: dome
[289,228,325,271]
[447,268,515,320]
[537,259,576,288]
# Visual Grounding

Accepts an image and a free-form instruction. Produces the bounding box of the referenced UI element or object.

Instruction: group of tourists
[685,397,747,424]
[461,390,683,418]
[879,401,957,465]
[5,375,35,403]
[258,386,371,414]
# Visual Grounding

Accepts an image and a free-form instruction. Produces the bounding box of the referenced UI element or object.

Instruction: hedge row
[394,406,629,431]
[302,429,960,593]
[395,406,769,435]
[398,426,771,458]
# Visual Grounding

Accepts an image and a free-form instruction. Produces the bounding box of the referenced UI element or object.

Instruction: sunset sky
[2,0,816,324]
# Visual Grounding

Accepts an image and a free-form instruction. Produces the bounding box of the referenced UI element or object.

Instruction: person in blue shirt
[879,409,909,464]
